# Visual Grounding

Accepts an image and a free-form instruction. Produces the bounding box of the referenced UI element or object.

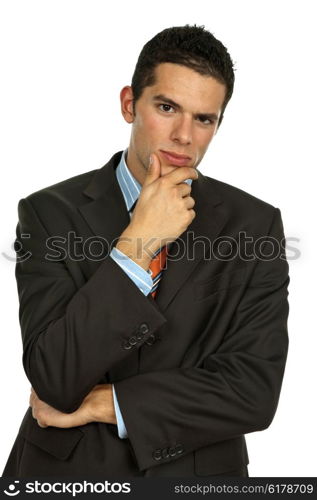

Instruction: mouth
[159,150,192,166]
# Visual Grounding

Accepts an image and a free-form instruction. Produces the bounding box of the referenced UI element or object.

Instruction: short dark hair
[131,25,235,126]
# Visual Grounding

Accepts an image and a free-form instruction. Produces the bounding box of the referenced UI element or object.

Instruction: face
[120,63,226,184]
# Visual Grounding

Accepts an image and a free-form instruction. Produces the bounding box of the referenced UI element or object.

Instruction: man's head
[120,25,235,183]
[131,25,234,126]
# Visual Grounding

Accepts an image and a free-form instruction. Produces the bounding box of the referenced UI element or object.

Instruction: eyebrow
[152,94,220,122]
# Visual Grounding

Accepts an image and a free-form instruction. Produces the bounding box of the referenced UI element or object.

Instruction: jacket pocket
[18,407,84,460]
[194,268,246,301]
[194,436,249,476]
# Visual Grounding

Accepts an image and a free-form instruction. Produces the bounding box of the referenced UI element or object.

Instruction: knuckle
[181,184,191,195]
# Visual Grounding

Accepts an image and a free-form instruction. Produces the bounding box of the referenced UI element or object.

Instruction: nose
[170,114,192,145]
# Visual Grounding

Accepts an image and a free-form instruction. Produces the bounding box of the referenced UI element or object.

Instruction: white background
[0,0,316,477]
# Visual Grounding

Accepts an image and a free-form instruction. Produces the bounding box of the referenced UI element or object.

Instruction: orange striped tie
[149,246,167,298]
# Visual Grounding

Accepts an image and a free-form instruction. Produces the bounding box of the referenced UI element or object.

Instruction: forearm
[115,349,287,471]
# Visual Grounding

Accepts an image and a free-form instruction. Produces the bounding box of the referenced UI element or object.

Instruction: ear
[120,86,135,123]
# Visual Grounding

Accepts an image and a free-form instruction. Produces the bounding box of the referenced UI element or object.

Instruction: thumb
[143,153,161,186]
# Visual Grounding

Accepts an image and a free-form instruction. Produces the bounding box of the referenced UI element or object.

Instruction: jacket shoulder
[199,175,283,239]
[210,176,275,208]
[22,169,97,210]
[205,175,278,217]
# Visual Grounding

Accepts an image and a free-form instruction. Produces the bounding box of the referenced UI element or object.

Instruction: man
[2,25,289,477]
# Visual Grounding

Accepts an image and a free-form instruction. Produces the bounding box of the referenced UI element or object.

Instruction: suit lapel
[78,152,130,249]
[156,171,228,311]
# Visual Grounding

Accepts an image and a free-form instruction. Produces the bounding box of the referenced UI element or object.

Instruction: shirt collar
[116,149,193,212]
[116,149,141,211]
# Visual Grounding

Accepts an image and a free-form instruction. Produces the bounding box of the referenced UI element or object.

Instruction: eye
[198,116,215,125]
[159,104,175,113]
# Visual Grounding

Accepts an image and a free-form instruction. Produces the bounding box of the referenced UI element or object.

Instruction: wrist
[84,385,117,425]
[116,227,158,270]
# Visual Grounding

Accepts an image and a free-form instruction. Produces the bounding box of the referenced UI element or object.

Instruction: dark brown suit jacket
[2,151,289,477]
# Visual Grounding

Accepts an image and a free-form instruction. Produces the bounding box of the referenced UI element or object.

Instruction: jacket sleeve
[110,246,155,439]
[15,197,166,413]
[114,208,289,471]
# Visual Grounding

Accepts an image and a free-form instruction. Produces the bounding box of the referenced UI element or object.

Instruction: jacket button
[169,447,177,457]
[161,448,170,459]
[145,333,156,345]
[175,443,184,455]
[152,449,162,461]
[139,323,149,334]
[129,336,137,346]
[122,340,132,350]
